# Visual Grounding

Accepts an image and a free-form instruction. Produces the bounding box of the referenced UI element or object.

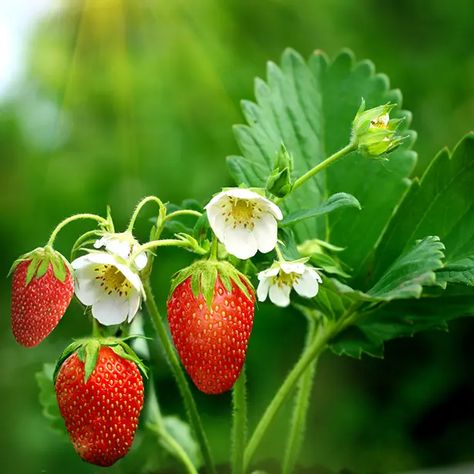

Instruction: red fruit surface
[167,275,255,394]
[55,346,144,467]
[11,260,74,347]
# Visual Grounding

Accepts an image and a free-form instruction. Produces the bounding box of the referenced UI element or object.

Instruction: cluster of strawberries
[10,240,256,466]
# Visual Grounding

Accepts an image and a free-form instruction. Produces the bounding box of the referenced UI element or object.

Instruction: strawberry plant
[8,49,473,473]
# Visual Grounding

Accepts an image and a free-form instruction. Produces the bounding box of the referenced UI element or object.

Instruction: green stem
[166,209,202,220]
[290,142,356,195]
[243,321,337,472]
[127,195,165,232]
[282,318,318,474]
[275,244,285,262]
[92,318,101,338]
[231,367,247,474]
[143,280,216,474]
[147,386,198,474]
[46,213,109,247]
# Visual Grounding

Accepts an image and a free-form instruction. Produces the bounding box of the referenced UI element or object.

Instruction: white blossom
[72,252,144,326]
[94,232,147,271]
[205,188,283,260]
[257,260,322,307]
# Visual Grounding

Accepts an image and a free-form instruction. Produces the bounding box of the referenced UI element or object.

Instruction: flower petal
[127,290,141,322]
[256,278,270,302]
[280,261,305,275]
[222,188,262,201]
[269,284,291,307]
[114,262,144,293]
[254,214,278,254]
[75,278,101,306]
[293,268,321,299]
[258,266,280,280]
[134,252,148,271]
[92,293,129,326]
[105,238,131,260]
[223,226,258,259]
[263,200,283,221]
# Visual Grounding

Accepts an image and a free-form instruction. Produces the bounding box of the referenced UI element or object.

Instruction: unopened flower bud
[352,99,403,157]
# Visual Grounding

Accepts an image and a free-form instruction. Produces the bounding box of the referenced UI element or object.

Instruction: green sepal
[9,246,72,285]
[266,142,294,198]
[84,339,101,382]
[168,259,254,309]
[53,337,148,384]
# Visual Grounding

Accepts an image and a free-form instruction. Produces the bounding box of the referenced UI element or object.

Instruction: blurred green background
[1,0,473,473]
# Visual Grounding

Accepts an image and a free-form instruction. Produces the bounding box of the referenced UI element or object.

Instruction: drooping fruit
[54,340,145,466]
[167,260,255,394]
[10,247,74,347]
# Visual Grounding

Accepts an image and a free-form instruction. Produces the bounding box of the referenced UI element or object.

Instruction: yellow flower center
[94,264,132,297]
[221,197,264,229]
[273,270,299,288]
[370,113,389,129]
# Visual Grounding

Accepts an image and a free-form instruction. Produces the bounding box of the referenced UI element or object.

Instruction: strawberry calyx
[53,337,148,383]
[168,259,254,308]
[9,246,72,286]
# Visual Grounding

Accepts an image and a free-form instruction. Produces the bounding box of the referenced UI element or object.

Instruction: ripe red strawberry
[167,260,255,394]
[55,340,145,467]
[10,248,74,347]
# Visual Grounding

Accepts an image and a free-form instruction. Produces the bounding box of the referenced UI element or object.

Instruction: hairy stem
[289,142,356,196]
[127,195,165,232]
[166,209,202,220]
[46,213,109,247]
[147,386,198,474]
[243,321,339,471]
[143,280,216,474]
[282,318,318,474]
[231,367,247,474]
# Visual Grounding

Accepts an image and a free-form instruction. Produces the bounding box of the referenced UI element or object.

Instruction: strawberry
[10,247,74,347]
[167,260,255,394]
[54,339,145,467]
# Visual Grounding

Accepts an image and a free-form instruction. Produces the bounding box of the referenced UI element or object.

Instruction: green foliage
[35,364,67,437]
[280,192,360,227]
[230,49,474,359]
[374,132,474,287]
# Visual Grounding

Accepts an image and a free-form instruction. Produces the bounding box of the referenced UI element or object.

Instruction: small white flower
[94,232,147,270]
[72,252,144,326]
[205,188,283,260]
[257,260,322,307]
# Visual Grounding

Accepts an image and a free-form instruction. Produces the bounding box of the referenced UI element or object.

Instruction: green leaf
[437,256,474,286]
[35,364,68,437]
[330,287,474,358]
[367,236,445,300]
[374,133,474,287]
[229,49,416,280]
[280,192,360,227]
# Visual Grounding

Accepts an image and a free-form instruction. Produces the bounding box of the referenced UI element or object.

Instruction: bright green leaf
[280,192,360,227]
[229,49,416,280]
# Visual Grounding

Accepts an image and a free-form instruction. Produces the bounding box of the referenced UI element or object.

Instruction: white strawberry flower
[71,252,144,326]
[205,188,283,260]
[94,232,147,271]
[257,260,322,308]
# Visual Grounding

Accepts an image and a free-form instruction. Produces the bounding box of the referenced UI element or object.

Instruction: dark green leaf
[374,133,474,287]
[367,236,445,300]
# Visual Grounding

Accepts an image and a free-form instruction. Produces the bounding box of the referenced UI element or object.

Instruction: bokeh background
[1,0,473,473]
